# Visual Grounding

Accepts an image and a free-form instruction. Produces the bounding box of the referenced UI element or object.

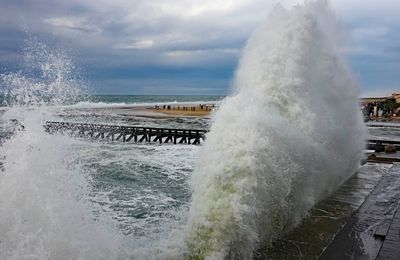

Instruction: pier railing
[44,121,400,148]
[44,121,208,145]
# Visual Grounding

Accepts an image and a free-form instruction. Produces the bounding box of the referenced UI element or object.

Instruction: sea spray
[0,41,124,259]
[184,1,366,259]
[1,40,85,107]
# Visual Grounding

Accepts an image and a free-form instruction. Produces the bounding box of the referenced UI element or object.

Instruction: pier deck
[44,121,208,145]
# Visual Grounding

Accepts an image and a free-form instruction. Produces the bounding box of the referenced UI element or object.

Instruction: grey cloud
[1,0,400,95]
[42,17,101,34]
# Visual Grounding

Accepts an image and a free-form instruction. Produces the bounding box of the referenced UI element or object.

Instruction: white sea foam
[69,101,129,108]
[0,40,199,257]
[0,40,126,260]
[184,1,366,259]
[0,2,367,259]
[0,39,202,257]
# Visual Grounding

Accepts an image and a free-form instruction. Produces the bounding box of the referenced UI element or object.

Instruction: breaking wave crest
[184,1,366,259]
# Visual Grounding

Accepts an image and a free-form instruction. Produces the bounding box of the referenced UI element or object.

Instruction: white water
[0,40,201,260]
[184,1,366,259]
[0,42,126,260]
[0,1,367,259]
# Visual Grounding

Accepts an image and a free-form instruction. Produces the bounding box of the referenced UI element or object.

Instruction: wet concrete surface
[376,201,400,260]
[257,163,393,260]
[320,163,400,260]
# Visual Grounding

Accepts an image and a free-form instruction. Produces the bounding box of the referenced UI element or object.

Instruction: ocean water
[0,90,219,258]
[0,105,210,259]
[0,1,391,260]
[0,39,217,259]
[367,122,400,140]
[90,95,224,105]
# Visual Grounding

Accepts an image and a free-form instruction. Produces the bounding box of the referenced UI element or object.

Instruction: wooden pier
[44,121,400,148]
[44,121,208,145]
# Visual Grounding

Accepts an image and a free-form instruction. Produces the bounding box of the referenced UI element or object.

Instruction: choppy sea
[0,95,225,258]
[0,4,398,256]
[0,93,399,259]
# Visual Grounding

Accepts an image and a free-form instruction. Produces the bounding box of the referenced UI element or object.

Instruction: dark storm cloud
[0,0,399,95]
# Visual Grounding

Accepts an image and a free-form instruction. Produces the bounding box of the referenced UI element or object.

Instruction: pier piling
[44,121,207,145]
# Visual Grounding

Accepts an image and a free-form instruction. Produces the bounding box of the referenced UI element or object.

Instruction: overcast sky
[0,0,399,96]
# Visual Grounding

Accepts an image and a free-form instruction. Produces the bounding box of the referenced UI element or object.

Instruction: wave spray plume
[184,1,366,259]
[0,41,124,260]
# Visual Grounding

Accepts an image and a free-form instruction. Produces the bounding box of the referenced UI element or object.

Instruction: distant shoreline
[63,102,217,118]
[147,104,215,117]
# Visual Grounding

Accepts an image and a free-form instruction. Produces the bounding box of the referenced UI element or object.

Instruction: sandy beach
[65,103,217,118]
[147,104,215,117]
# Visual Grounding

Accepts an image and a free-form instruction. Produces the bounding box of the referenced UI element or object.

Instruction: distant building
[360,93,400,105]
[360,96,388,105]
[392,93,400,103]
[361,93,400,117]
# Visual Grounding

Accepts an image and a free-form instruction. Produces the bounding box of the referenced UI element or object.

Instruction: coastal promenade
[320,162,400,260]
[258,153,400,259]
